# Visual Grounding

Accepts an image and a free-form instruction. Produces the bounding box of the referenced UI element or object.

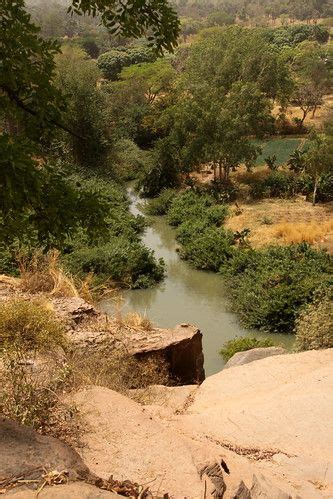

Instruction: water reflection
[101,189,295,376]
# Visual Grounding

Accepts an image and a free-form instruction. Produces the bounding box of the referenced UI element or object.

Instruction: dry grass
[225,198,333,251]
[17,250,115,303]
[69,349,171,394]
[116,311,153,331]
[19,250,79,298]
[275,219,333,244]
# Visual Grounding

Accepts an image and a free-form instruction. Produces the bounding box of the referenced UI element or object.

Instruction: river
[100,188,294,376]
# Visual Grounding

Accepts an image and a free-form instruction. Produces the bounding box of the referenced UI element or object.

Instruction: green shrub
[98,46,155,80]
[114,139,153,181]
[64,239,165,289]
[145,189,178,216]
[250,171,299,199]
[220,336,275,362]
[0,355,75,431]
[299,173,333,203]
[0,300,67,353]
[137,137,182,197]
[176,219,211,246]
[179,227,234,271]
[223,244,332,333]
[295,288,333,351]
[167,190,228,226]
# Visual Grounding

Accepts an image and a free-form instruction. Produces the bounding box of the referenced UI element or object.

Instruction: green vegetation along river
[101,188,295,376]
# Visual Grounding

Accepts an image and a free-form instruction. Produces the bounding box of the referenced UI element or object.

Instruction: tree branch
[1,85,85,140]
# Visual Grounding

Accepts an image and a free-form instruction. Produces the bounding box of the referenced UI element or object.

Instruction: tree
[0,0,180,245]
[54,46,109,170]
[69,0,180,53]
[290,41,331,121]
[206,10,235,27]
[160,28,277,186]
[185,26,292,103]
[119,59,176,104]
[97,45,156,80]
[303,127,333,205]
[105,58,176,146]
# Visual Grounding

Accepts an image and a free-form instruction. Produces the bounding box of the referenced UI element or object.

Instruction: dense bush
[145,189,178,216]
[179,226,234,271]
[249,171,299,199]
[223,244,332,333]
[114,139,153,181]
[137,137,182,197]
[167,190,228,226]
[266,25,330,48]
[165,190,232,270]
[220,336,275,362]
[295,288,333,351]
[63,239,165,289]
[97,46,155,80]
[299,173,333,203]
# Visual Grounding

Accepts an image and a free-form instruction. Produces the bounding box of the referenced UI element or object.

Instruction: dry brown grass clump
[0,354,81,445]
[18,250,112,302]
[114,311,153,331]
[0,298,80,444]
[69,349,171,394]
[19,250,79,297]
[275,220,333,244]
[225,199,333,250]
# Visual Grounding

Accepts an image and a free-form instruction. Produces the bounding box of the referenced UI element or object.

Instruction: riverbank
[100,188,296,375]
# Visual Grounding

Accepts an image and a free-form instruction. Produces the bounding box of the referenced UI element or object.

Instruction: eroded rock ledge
[0,283,205,385]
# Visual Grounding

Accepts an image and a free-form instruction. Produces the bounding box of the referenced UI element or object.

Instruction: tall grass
[275,220,333,244]
[19,250,79,297]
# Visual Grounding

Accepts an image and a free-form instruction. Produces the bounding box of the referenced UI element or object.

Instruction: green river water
[100,188,294,376]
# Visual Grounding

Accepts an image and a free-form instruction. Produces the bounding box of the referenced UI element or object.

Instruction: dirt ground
[225,197,333,252]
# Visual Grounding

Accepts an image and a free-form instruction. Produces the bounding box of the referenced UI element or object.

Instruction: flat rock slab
[224,347,286,369]
[72,386,206,498]
[4,483,120,498]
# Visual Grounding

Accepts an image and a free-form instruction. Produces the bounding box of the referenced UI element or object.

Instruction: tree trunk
[300,108,308,125]
[223,164,230,182]
[312,105,318,119]
[218,160,222,183]
[213,160,217,181]
[312,176,319,206]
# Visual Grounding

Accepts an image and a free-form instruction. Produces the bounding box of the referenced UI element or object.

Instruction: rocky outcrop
[0,281,205,385]
[70,349,333,498]
[224,347,286,369]
[0,417,153,497]
[52,297,98,325]
[71,320,205,385]
[127,324,205,384]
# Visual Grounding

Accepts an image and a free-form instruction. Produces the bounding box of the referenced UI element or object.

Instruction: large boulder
[0,417,90,483]
[69,350,333,498]
[224,347,286,369]
[127,324,205,384]
[177,349,333,498]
